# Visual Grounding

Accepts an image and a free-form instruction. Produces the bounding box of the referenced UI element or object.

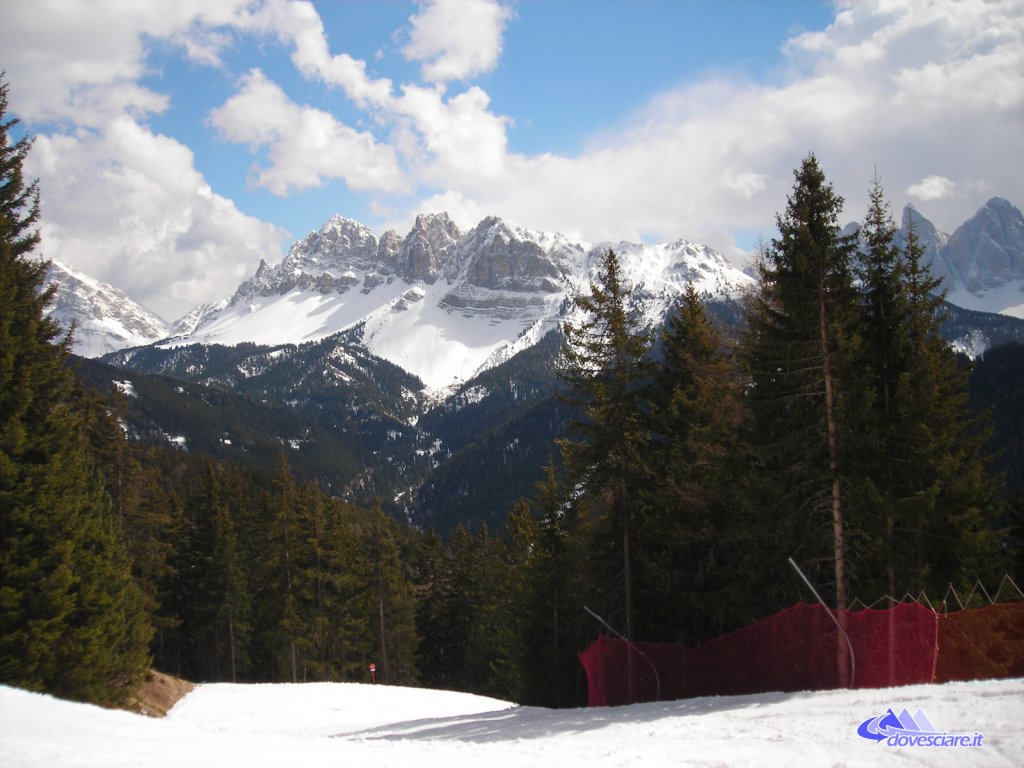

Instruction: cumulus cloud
[0,0,251,125]
[25,118,283,322]
[1,0,287,319]
[240,0,396,108]
[402,0,514,84]
[209,69,407,195]
[906,175,957,202]
[393,0,1024,249]
[224,1,514,195]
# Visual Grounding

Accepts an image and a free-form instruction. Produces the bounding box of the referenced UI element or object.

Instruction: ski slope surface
[2,678,1021,767]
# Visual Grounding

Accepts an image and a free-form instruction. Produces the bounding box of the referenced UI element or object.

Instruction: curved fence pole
[583,605,661,703]
[787,557,856,688]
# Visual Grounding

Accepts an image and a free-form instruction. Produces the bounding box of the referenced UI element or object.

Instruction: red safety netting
[579,600,1022,706]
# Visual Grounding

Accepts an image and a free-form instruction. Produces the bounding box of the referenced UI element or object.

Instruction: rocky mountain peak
[941,197,1024,295]
[397,212,461,284]
[44,260,168,357]
[455,216,564,293]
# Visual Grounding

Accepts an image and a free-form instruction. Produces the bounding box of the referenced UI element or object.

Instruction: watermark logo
[857,707,984,748]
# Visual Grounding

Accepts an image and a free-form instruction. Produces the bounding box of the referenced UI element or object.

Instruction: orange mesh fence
[934,602,1024,683]
[579,601,1022,707]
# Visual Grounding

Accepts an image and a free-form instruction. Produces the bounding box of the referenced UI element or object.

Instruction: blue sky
[2,0,1022,320]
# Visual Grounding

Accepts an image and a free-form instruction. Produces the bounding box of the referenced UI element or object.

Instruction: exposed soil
[125,670,194,718]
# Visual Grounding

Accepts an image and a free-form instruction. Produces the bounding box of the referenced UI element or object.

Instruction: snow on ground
[2,678,1022,768]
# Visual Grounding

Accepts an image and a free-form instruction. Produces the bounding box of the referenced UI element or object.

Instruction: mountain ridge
[161,212,752,390]
[46,198,1024,369]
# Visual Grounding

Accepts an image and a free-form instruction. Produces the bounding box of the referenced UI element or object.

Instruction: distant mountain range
[157,213,752,391]
[50,200,1024,532]
[46,198,1024,379]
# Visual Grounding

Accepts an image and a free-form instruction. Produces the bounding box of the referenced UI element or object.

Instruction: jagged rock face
[457,217,564,292]
[942,198,1024,294]
[310,215,380,272]
[437,218,581,320]
[236,216,386,299]
[396,213,461,284]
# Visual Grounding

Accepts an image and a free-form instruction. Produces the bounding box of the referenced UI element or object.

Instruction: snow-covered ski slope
[2,678,1021,767]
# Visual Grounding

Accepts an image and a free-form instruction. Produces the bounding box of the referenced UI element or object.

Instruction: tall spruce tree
[559,248,652,698]
[892,217,1003,591]
[645,284,747,642]
[262,453,304,682]
[850,182,1004,597]
[741,155,861,683]
[182,462,251,682]
[360,511,418,685]
[0,73,151,703]
[853,175,909,597]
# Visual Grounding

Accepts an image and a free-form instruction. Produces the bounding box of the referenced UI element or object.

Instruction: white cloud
[209,69,407,195]
[402,0,514,84]
[724,171,769,201]
[220,2,514,198]
[240,0,396,108]
[0,0,251,125]
[393,0,1024,249]
[392,84,511,184]
[25,118,283,321]
[906,175,957,202]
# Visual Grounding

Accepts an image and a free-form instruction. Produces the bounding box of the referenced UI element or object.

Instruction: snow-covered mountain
[167,213,753,390]
[44,260,168,358]
[44,199,1023,372]
[900,197,1024,319]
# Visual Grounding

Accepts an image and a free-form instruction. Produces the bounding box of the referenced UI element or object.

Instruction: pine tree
[847,181,1004,597]
[316,500,373,681]
[645,284,747,642]
[457,524,519,699]
[263,453,304,682]
[361,511,418,685]
[559,248,654,699]
[741,155,861,683]
[852,175,909,597]
[0,73,151,703]
[82,393,180,651]
[893,217,1003,591]
[560,249,652,636]
[414,530,458,687]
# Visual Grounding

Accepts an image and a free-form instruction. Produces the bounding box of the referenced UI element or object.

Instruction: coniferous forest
[2,73,1019,709]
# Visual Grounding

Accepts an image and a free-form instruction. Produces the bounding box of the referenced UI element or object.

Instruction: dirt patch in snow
[126,670,194,718]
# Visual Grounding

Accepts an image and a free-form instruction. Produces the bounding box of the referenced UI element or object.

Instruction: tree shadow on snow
[337,690,799,744]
